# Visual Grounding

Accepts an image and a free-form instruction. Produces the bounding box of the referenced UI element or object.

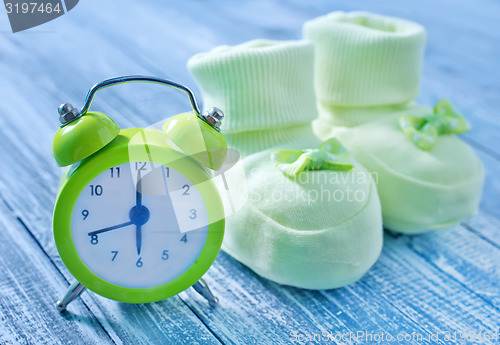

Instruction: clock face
[71,162,209,289]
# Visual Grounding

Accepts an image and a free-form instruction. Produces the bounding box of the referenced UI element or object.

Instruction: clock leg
[55,281,87,312]
[192,278,219,307]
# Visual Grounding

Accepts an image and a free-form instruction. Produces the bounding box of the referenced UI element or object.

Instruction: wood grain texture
[0,200,112,345]
[0,0,498,344]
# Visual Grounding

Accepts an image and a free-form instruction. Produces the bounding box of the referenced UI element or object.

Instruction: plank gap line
[177,294,226,345]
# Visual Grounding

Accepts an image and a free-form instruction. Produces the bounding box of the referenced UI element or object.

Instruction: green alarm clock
[52,76,228,311]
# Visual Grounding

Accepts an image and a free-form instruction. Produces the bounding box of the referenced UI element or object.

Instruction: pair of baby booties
[187,11,485,289]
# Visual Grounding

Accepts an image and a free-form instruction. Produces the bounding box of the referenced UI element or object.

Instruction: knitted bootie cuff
[188,39,318,133]
[224,124,316,157]
[304,11,426,107]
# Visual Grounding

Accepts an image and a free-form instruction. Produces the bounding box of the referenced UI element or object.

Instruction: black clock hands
[136,169,142,207]
[136,169,143,255]
[88,221,134,236]
[136,224,142,255]
[88,166,150,256]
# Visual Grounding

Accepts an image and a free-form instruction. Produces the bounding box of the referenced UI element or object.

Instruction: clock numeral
[82,209,89,220]
[180,234,188,243]
[110,167,120,178]
[136,257,143,267]
[90,235,98,245]
[189,209,197,219]
[89,185,103,196]
[135,162,147,171]
[162,250,169,260]
[182,184,190,195]
[164,167,170,178]
[111,250,118,261]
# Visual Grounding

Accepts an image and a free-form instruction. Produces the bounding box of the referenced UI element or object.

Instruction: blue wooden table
[0,1,498,344]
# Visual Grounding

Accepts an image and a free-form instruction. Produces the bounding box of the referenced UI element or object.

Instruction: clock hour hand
[88,221,133,236]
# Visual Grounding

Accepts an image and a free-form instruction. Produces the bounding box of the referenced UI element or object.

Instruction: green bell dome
[52,111,120,167]
[163,112,227,170]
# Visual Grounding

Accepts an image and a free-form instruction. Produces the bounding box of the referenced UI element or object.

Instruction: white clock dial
[71,162,209,289]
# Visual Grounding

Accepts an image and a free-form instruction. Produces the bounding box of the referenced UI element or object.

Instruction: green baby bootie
[303,11,484,234]
[188,39,383,289]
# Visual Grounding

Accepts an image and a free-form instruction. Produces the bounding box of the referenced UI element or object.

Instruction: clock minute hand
[88,221,134,236]
[136,224,142,255]
[136,169,143,255]
[136,170,142,207]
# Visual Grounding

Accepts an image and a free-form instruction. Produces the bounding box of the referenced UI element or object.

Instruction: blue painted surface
[0,1,498,344]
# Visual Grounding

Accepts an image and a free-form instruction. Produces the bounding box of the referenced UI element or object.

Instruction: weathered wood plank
[362,232,499,334]
[182,252,443,345]
[407,223,500,307]
[0,199,113,345]
[181,231,500,345]
[464,212,500,249]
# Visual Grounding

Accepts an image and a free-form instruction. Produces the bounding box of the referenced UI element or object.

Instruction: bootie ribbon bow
[270,138,353,177]
[399,99,469,151]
